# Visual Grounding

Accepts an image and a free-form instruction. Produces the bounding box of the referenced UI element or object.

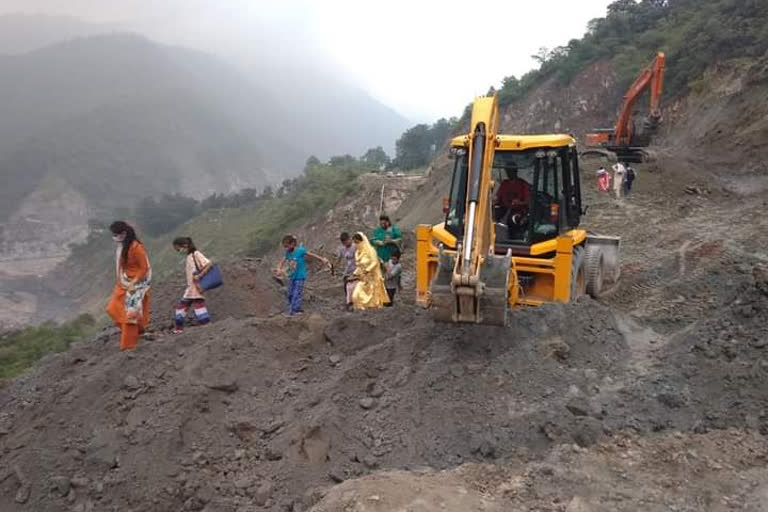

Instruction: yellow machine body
[415,96,620,325]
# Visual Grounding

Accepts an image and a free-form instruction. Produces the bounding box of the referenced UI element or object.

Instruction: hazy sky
[0,0,613,122]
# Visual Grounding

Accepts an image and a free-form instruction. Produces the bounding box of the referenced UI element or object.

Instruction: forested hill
[391,0,768,174]
[494,0,768,108]
[393,0,768,229]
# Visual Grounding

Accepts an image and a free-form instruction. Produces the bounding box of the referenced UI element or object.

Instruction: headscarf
[354,232,380,273]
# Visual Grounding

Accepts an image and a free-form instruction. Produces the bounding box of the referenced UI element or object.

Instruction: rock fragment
[123,375,140,390]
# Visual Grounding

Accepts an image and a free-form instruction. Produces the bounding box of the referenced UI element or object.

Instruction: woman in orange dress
[105,221,151,351]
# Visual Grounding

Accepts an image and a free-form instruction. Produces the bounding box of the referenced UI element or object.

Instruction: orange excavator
[584,52,666,163]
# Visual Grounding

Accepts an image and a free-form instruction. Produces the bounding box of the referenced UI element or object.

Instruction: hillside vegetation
[0,314,95,378]
[497,0,768,105]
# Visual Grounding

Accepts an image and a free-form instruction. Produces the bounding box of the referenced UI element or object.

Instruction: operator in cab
[495,164,531,228]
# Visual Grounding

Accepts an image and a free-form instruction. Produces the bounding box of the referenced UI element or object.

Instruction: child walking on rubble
[276,235,332,317]
[384,250,403,306]
[337,232,357,311]
[172,237,213,334]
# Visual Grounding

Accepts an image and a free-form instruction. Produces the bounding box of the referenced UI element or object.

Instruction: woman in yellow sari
[351,232,390,310]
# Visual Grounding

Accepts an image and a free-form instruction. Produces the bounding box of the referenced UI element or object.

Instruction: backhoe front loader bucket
[431,249,456,323]
[431,249,510,326]
[477,254,511,326]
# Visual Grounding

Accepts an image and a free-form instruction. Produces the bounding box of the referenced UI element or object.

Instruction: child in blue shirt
[277,235,332,316]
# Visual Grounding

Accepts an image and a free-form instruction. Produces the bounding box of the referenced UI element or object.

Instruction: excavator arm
[614,52,666,147]
[457,96,498,278]
[430,96,512,325]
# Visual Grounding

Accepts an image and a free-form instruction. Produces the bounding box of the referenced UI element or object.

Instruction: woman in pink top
[172,237,213,334]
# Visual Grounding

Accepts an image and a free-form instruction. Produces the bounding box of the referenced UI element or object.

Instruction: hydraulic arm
[431,96,511,325]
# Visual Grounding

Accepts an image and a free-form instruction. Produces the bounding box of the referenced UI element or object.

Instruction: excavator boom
[614,52,666,146]
[430,96,511,325]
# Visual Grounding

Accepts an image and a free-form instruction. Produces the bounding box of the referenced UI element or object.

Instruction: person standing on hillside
[350,232,390,310]
[336,232,357,311]
[612,162,627,200]
[171,237,213,334]
[597,166,611,192]
[276,235,332,317]
[625,165,636,196]
[371,215,402,263]
[106,221,151,351]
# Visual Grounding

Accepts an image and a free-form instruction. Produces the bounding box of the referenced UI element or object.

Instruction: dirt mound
[311,429,768,512]
[0,289,631,512]
[4,259,766,512]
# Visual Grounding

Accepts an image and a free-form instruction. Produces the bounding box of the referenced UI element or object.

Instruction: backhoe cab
[415,95,620,326]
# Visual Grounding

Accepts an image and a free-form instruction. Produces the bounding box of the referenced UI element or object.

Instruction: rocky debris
[50,475,71,496]
[205,376,239,393]
[253,481,273,507]
[566,496,594,512]
[14,484,30,505]
[366,383,385,398]
[85,430,120,470]
[10,465,30,504]
[565,397,591,417]
[122,374,140,390]
[684,185,705,195]
[358,397,375,410]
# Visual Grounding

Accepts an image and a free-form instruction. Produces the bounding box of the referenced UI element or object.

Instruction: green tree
[394,124,432,170]
[361,146,390,169]
[304,155,321,170]
[329,154,357,168]
[135,194,199,236]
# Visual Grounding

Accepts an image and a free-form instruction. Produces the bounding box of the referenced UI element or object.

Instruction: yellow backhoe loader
[415,95,620,325]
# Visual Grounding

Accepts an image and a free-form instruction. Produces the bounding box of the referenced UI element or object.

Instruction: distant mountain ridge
[0,13,113,55]
[0,33,294,222]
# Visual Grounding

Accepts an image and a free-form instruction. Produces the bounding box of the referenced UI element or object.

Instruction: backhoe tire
[570,245,586,303]
[585,245,604,299]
